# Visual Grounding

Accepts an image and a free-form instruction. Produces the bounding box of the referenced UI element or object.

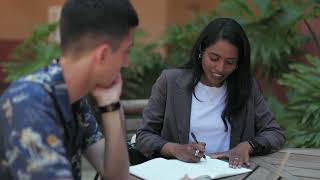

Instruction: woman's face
[200,40,238,87]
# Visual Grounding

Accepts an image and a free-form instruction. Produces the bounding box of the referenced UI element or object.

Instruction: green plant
[121,31,165,99]
[1,24,165,99]
[2,23,60,81]
[160,14,211,67]
[162,0,319,81]
[278,55,320,148]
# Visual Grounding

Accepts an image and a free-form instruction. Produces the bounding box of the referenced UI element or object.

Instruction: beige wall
[132,0,218,42]
[131,0,168,43]
[0,0,64,39]
[167,0,219,26]
[0,0,219,40]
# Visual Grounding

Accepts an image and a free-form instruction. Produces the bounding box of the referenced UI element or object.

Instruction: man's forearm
[101,110,129,180]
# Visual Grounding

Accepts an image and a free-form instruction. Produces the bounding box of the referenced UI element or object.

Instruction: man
[0,0,139,179]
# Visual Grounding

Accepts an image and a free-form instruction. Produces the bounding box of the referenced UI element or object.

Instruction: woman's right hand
[161,142,206,163]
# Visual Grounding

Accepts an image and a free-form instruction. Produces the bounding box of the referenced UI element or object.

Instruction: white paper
[130,157,252,180]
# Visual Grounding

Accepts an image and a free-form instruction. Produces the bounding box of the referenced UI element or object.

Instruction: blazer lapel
[173,70,193,144]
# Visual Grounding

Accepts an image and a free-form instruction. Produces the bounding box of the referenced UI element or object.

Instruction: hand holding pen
[191,132,206,159]
[161,133,206,163]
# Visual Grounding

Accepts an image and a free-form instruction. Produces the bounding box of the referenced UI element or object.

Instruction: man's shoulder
[0,79,52,108]
[0,62,61,104]
[0,80,59,140]
[160,68,192,88]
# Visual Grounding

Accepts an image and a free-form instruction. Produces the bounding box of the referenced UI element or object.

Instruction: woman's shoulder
[250,77,262,94]
[245,77,264,103]
[161,68,192,80]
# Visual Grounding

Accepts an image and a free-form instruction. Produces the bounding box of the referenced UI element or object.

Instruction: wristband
[248,139,259,153]
[99,102,120,113]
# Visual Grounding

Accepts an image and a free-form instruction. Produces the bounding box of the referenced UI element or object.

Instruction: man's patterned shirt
[0,60,103,180]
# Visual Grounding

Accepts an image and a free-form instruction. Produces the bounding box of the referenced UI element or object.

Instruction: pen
[191,132,206,159]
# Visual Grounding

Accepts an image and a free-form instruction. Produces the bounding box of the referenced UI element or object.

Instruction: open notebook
[130,157,252,180]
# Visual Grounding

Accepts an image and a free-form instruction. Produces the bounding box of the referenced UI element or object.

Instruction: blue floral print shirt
[0,59,103,180]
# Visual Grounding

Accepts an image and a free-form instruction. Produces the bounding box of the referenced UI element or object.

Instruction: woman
[136,18,285,168]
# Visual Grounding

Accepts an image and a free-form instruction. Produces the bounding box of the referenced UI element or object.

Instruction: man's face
[97,30,134,88]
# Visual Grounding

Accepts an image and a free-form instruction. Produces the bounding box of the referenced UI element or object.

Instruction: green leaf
[252,0,272,17]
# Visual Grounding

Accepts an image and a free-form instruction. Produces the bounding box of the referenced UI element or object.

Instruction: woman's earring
[198,52,202,61]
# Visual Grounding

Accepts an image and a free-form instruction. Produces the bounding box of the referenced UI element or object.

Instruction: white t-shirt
[188,81,231,154]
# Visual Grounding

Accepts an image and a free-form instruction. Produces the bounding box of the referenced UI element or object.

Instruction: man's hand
[209,141,253,168]
[161,142,206,163]
[89,73,129,180]
[91,74,122,106]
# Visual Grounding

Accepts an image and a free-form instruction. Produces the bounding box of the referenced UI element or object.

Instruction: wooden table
[130,148,320,180]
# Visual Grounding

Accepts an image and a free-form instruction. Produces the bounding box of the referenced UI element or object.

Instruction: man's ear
[92,43,112,65]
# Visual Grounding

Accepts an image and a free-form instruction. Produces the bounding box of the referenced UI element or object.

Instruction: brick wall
[0,39,22,93]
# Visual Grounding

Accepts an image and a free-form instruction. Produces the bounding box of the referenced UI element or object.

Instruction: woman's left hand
[209,141,253,168]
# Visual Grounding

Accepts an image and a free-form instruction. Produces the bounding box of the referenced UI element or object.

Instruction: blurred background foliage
[163,0,319,81]
[1,22,60,82]
[121,31,165,99]
[1,0,320,147]
[277,55,320,147]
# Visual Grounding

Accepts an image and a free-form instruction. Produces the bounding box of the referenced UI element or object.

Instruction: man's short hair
[60,0,139,56]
